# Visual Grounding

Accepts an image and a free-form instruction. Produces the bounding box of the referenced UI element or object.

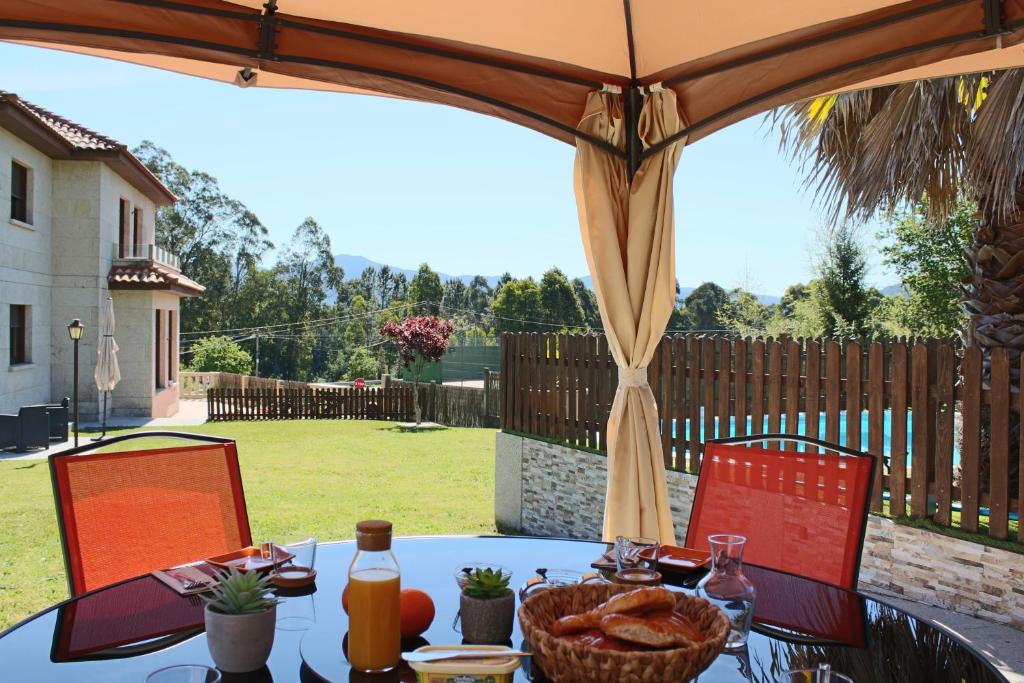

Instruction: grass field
[0,420,496,630]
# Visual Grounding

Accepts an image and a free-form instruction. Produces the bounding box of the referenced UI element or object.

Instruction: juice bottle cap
[356,519,392,551]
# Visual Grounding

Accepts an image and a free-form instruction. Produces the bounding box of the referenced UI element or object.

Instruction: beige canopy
[8,0,1024,543]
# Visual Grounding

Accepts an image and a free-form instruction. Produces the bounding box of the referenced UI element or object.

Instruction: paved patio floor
[0,399,208,461]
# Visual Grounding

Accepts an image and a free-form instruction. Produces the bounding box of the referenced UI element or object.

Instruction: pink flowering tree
[381,316,455,424]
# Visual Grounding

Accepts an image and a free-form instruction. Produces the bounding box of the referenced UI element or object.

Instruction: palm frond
[774,74,990,224]
[969,69,1024,223]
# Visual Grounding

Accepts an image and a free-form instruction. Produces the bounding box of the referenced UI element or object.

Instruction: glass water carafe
[696,534,756,649]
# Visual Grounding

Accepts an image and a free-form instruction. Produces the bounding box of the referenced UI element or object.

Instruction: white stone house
[0,92,203,420]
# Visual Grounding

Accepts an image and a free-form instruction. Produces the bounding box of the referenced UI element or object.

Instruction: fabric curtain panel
[574,88,684,545]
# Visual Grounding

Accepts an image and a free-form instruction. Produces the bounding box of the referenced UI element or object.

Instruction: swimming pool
[672,409,961,465]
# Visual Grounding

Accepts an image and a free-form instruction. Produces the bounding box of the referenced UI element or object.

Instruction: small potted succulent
[460,567,514,644]
[203,568,279,672]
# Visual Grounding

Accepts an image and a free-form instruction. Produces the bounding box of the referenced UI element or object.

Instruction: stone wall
[495,432,1024,631]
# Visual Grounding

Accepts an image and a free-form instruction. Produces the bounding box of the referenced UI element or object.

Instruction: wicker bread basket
[518,583,729,683]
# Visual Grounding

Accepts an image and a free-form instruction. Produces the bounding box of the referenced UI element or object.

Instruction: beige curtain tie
[618,366,648,388]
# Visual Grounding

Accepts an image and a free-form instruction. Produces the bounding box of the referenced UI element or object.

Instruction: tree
[276,218,344,380]
[133,142,272,336]
[776,71,1024,493]
[815,225,874,336]
[680,282,729,331]
[490,278,542,333]
[572,278,602,330]
[344,347,380,381]
[539,267,584,328]
[878,200,972,337]
[188,336,253,375]
[381,316,455,424]
[778,283,811,318]
[775,72,1024,383]
[465,275,493,323]
[441,278,468,313]
[409,263,443,315]
[718,289,771,337]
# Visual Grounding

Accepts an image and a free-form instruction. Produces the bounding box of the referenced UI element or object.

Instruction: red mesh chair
[49,432,251,596]
[685,434,876,590]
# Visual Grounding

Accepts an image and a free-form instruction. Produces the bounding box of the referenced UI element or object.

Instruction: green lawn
[0,420,496,630]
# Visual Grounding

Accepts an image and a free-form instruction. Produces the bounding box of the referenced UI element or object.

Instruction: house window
[167,310,176,383]
[133,207,143,254]
[155,309,163,388]
[10,161,32,224]
[118,199,130,257]
[9,304,30,365]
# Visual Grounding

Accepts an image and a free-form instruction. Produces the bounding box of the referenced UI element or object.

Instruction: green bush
[188,336,253,375]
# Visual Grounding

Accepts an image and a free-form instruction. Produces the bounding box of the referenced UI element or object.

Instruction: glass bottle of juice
[347,519,401,673]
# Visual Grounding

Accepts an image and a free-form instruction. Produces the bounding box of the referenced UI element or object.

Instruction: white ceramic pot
[204,604,276,673]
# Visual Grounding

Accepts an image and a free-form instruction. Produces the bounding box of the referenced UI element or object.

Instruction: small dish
[638,545,711,573]
[271,566,317,589]
[207,546,294,573]
[613,568,662,586]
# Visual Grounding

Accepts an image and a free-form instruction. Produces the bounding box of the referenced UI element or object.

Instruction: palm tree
[775,70,1024,491]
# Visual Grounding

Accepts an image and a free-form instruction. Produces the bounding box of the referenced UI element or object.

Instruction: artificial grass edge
[888,514,1024,555]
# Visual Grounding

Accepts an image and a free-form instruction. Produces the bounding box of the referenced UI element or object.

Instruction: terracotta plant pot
[460,591,514,644]
[204,604,276,672]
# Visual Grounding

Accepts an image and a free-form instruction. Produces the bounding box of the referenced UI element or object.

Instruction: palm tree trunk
[963,185,1024,491]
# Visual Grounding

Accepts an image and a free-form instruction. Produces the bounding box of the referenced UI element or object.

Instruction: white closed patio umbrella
[94,297,120,439]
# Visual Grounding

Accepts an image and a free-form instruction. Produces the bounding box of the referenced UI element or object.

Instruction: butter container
[407,645,519,683]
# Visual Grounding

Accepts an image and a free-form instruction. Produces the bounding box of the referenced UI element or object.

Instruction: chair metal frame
[686,433,878,590]
[49,431,251,596]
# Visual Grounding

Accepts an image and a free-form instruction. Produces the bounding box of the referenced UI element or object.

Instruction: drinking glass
[274,536,317,569]
[614,536,659,572]
[696,534,756,650]
[276,590,317,631]
[146,664,221,683]
[783,664,854,682]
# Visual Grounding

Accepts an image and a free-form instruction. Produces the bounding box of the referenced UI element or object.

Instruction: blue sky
[0,42,891,295]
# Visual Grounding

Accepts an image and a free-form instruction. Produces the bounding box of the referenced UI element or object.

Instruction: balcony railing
[113,243,181,271]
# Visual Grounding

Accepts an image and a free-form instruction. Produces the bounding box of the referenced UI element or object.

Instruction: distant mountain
[334,254,782,304]
[334,254,502,287]
[880,283,906,297]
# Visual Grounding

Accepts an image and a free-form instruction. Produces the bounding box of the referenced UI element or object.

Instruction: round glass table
[0,536,1006,682]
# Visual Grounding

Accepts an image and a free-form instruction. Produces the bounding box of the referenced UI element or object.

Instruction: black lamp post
[67,319,85,447]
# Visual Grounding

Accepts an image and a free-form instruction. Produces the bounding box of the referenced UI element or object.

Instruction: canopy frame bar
[4,0,1022,165]
[272,17,606,90]
[641,21,1017,160]
[661,0,983,88]
[267,53,626,158]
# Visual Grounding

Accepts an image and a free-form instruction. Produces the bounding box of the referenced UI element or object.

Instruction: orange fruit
[342,583,349,614]
[399,588,435,637]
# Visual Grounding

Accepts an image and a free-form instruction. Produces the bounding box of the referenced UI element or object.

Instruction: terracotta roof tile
[108,263,205,296]
[1,91,122,151]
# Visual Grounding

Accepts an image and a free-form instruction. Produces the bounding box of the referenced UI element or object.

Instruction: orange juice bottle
[347,520,401,673]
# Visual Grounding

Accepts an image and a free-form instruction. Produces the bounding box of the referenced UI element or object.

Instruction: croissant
[548,587,677,636]
[599,611,705,648]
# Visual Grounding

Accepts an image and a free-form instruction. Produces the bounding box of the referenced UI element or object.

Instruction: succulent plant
[203,568,279,615]
[462,567,511,599]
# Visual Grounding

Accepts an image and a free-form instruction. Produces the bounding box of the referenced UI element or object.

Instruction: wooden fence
[387,369,502,428]
[208,386,413,421]
[180,371,310,399]
[500,332,1023,541]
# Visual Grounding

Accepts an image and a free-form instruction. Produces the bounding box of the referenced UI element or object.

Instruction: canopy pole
[625,87,643,181]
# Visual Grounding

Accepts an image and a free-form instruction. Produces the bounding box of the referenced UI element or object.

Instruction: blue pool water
[673,410,960,466]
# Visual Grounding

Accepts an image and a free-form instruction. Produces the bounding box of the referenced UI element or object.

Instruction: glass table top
[0,536,1006,682]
